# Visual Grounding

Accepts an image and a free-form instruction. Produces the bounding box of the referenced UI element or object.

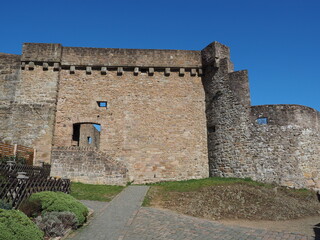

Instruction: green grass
[142,177,317,207]
[146,177,274,192]
[70,182,125,202]
[142,193,152,206]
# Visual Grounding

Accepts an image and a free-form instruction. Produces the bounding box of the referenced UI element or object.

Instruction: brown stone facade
[0,41,319,189]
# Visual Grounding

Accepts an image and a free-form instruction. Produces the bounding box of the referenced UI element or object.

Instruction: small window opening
[87,137,92,144]
[97,101,107,108]
[208,126,216,133]
[256,117,268,125]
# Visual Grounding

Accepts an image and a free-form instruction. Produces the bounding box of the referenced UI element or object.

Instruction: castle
[0,42,319,189]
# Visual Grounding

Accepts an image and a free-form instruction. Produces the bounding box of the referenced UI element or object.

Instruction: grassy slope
[70,182,125,202]
[142,177,318,221]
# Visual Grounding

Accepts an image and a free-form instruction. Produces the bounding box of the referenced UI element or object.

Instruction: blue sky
[1,0,319,110]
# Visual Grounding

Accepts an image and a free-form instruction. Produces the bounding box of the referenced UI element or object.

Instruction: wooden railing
[0,163,50,179]
[0,176,70,209]
[0,163,70,209]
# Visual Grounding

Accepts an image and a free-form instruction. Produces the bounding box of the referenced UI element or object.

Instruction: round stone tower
[201,42,253,178]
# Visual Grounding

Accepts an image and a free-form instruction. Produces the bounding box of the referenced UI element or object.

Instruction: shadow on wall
[72,122,101,149]
[314,223,320,240]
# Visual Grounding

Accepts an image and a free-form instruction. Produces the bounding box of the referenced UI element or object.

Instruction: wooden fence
[0,163,50,179]
[0,142,35,165]
[0,163,70,209]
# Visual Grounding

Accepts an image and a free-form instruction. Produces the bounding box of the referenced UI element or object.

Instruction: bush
[0,155,26,165]
[19,199,42,218]
[34,211,78,237]
[29,191,88,225]
[0,209,44,240]
[0,200,12,210]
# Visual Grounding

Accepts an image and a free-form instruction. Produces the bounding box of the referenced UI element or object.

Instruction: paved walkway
[122,208,314,240]
[68,186,315,240]
[68,186,149,240]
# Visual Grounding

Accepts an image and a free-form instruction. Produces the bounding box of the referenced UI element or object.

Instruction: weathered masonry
[0,42,319,189]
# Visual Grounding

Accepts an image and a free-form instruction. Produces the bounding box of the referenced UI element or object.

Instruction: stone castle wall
[0,53,20,143]
[202,42,254,179]
[53,61,208,184]
[0,41,319,189]
[51,146,128,185]
[17,43,209,184]
[11,61,60,163]
[249,105,320,189]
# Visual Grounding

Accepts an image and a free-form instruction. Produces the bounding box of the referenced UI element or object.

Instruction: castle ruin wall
[0,53,20,143]
[202,42,253,179]
[50,146,128,185]
[0,41,319,189]
[250,104,320,189]
[52,50,209,183]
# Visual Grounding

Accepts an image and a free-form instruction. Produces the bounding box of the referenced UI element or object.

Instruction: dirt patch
[147,183,320,221]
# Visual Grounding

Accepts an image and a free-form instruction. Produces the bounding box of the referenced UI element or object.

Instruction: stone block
[134,67,139,76]
[117,67,123,75]
[28,62,34,70]
[86,66,92,74]
[165,68,170,76]
[148,68,154,76]
[70,66,75,74]
[53,63,60,71]
[214,58,220,68]
[42,62,49,70]
[179,68,185,76]
[101,67,107,75]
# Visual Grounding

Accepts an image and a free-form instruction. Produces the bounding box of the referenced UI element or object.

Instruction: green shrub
[0,199,12,210]
[35,211,78,237]
[0,209,44,240]
[19,199,42,217]
[0,155,26,165]
[29,191,88,225]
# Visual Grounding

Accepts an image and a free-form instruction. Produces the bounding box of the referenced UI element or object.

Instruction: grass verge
[142,177,314,207]
[145,177,273,193]
[70,182,125,202]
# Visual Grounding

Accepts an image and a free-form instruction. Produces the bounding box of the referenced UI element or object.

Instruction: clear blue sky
[1,0,319,110]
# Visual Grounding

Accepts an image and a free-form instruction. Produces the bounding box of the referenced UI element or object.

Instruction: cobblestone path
[69,186,314,240]
[122,207,313,240]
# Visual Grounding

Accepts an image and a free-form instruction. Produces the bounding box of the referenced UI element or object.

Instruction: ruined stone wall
[202,42,253,178]
[61,47,201,67]
[53,46,208,183]
[0,53,20,105]
[1,41,319,189]
[10,43,62,163]
[250,105,320,189]
[79,124,100,149]
[0,53,20,143]
[50,146,127,185]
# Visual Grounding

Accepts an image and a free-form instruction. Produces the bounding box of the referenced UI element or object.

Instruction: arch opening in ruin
[72,122,101,149]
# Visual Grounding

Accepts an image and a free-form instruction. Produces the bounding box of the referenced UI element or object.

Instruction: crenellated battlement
[20,61,203,77]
